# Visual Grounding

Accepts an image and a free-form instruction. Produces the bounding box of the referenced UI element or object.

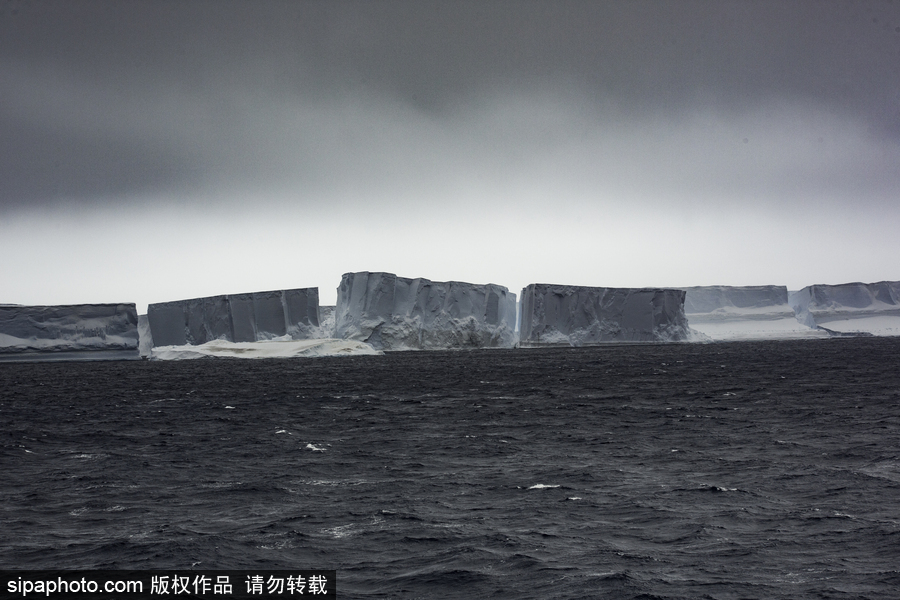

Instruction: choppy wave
[2,338,900,599]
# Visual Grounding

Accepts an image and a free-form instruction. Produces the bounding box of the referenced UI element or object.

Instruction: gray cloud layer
[2,1,899,310]
[2,0,900,212]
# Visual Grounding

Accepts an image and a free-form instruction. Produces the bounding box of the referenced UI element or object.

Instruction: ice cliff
[333,272,517,350]
[682,285,822,340]
[147,288,321,347]
[789,281,900,336]
[519,284,692,346]
[0,303,140,361]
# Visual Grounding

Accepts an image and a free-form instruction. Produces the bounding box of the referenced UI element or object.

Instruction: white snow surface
[683,285,824,340]
[334,272,518,350]
[147,287,324,347]
[150,337,382,360]
[519,284,694,346]
[789,281,900,336]
[0,303,139,361]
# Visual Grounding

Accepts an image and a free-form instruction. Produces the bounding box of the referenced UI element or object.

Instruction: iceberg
[519,284,693,346]
[147,287,321,347]
[333,272,517,350]
[0,303,140,361]
[683,285,824,340]
[789,281,900,336]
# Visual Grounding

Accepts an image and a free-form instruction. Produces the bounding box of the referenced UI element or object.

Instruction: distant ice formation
[684,285,793,317]
[137,314,153,357]
[789,281,900,336]
[334,272,517,350]
[0,303,139,361]
[147,288,321,347]
[151,338,382,360]
[519,284,693,346]
[683,285,824,340]
[318,305,336,338]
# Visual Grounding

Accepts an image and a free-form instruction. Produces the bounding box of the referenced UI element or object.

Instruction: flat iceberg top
[526,283,681,293]
[151,338,382,360]
[339,271,512,292]
[150,287,319,305]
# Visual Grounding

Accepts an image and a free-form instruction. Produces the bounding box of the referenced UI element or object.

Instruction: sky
[2,0,899,313]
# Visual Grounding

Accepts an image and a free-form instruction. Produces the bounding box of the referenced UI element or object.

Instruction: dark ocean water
[2,338,899,599]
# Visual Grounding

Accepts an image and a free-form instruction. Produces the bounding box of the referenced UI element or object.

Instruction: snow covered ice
[318,306,336,338]
[150,338,382,360]
[147,288,322,347]
[0,303,140,361]
[519,284,693,346]
[333,272,517,350]
[683,285,825,340]
[789,281,900,336]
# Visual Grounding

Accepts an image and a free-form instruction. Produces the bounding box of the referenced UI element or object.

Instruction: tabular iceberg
[789,281,900,336]
[0,303,140,361]
[683,285,823,340]
[519,284,692,346]
[147,288,321,347]
[334,272,517,350]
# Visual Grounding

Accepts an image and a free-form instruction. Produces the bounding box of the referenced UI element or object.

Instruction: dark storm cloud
[2,0,899,212]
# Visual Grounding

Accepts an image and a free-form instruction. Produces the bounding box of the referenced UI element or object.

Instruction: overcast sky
[2,0,899,312]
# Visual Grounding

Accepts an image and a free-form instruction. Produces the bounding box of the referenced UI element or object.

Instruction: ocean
[2,338,899,599]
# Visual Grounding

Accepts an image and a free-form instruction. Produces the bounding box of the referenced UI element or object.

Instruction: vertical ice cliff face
[519,284,692,346]
[789,281,900,335]
[147,288,320,347]
[0,303,140,361]
[334,272,517,350]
